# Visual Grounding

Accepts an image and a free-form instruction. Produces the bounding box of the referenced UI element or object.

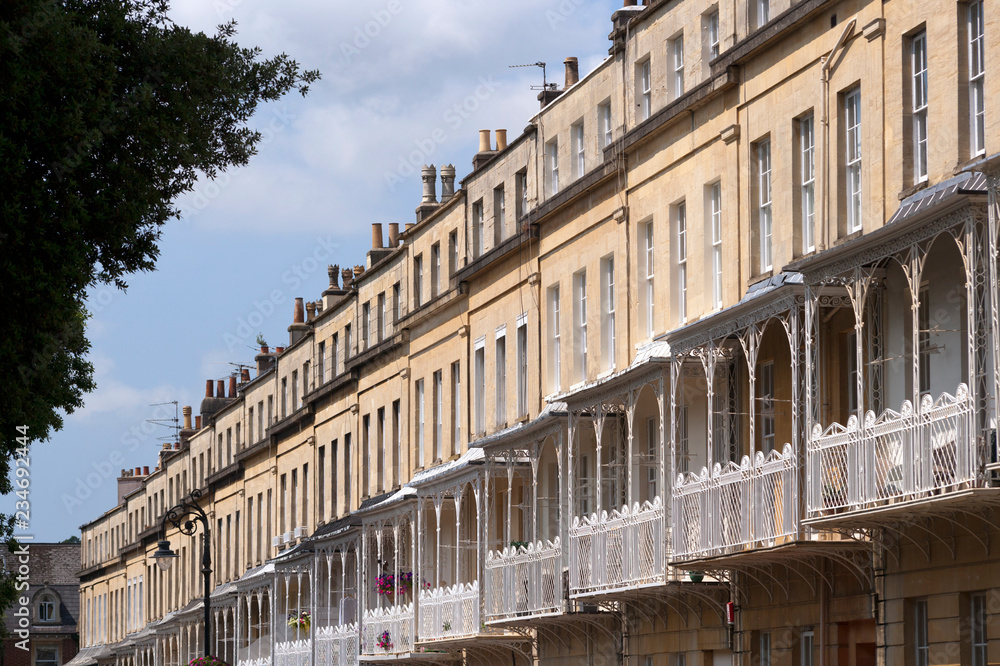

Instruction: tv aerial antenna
[509,62,557,92]
[147,400,180,443]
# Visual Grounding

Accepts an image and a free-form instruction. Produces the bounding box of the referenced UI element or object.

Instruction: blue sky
[9,0,623,541]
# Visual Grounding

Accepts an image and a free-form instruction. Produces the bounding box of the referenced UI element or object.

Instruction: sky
[8,0,623,542]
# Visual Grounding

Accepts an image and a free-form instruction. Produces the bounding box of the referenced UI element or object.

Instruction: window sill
[834,229,863,246]
[898,180,928,201]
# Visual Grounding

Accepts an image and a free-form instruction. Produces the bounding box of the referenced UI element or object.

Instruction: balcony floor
[360,650,456,664]
[415,631,525,650]
[803,487,1000,531]
[672,538,871,572]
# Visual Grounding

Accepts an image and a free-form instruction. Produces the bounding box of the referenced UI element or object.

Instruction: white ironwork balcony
[418,581,480,642]
[239,658,271,666]
[808,384,976,517]
[569,497,666,597]
[315,622,358,666]
[273,638,311,666]
[673,445,797,561]
[361,603,414,657]
[484,538,562,623]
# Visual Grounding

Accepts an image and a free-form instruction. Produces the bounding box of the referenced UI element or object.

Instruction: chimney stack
[474,130,497,170]
[183,406,192,430]
[289,297,309,344]
[564,57,579,88]
[440,165,456,201]
[421,166,437,204]
[205,380,214,398]
[416,166,441,222]
[495,129,508,151]
[388,223,400,248]
[255,348,276,377]
[372,223,384,248]
[228,375,237,398]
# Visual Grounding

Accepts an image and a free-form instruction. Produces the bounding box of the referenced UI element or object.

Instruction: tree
[0,0,319,607]
[61,535,82,544]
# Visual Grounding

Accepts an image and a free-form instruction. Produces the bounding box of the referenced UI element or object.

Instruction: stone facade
[72,1,1000,665]
[3,543,81,666]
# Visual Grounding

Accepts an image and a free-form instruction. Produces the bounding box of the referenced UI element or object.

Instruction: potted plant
[189,658,229,666]
[688,571,704,583]
[287,610,310,633]
[255,333,268,353]
[442,620,452,632]
[377,630,393,651]
[375,571,415,598]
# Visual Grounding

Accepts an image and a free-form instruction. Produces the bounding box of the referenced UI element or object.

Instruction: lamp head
[152,540,177,572]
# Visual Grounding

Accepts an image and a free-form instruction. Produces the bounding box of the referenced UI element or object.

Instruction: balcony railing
[418,581,480,642]
[316,622,358,666]
[239,659,271,666]
[361,602,414,657]
[569,497,666,597]
[484,538,562,623]
[273,638,311,666]
[808,384,976,517]
[673,445,797,561]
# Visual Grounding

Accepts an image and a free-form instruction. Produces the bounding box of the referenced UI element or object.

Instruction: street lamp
[150,488,213,658]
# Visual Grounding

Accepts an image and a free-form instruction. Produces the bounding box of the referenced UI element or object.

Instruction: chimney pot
[420,166,438,204]
[241,368,251,383]
[182,406,192,430]
[205,380,214,398]
[388,223,400,247]
[440,165,456,201]
[564,57,579,88]
[495,129,508,151]
[353,265,364,277]
[478,130,491,153]
[306,301,317,322]
[276,346,285,354]
[143,466,150,475]
[371,223,384,249]
[342,268,353,290]
[228,375,237,398]
[293,297,305,324]
[174,442,180,450]
[195,416,202,430]
[216,379,225,398]
[624,0,636,5]
[406,222,415,231]
[134,467,140,476]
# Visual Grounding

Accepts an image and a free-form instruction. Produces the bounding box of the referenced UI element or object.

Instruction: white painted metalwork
[315,622,358,666]
[808,384,975,516]
[568,497,665,596]
[673,444,796,560]
[484,538,561,622]
[418,581,479,641]
[361,602,414,656]
[240,658,271,666]
[273,638,311,666]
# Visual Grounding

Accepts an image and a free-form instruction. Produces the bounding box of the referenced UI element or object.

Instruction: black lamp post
[150,488,213,658]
